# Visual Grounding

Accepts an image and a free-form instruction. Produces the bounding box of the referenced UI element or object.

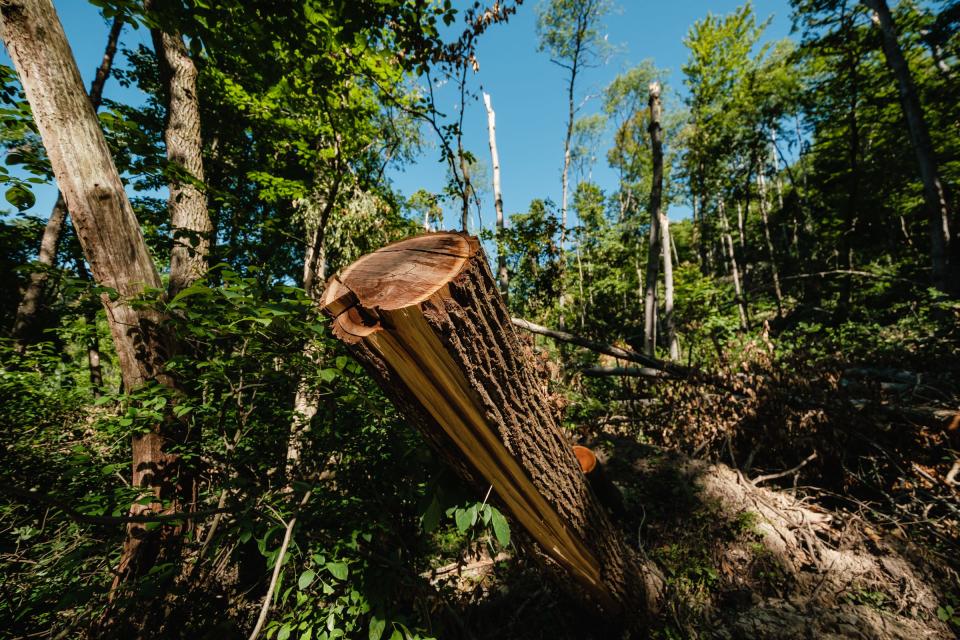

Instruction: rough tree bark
[321,232,664,625]
[0,0,188,594]
[482,92,509,299]
[863,0,955,293]
[9,14,123,348]
[148,0,211,297]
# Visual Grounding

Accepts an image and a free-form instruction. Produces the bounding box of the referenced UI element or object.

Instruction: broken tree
[320,232,663,622]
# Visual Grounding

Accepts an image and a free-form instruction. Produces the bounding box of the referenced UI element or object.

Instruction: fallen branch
[750,451,818,486]
[511,317,688,376]
[582,366,670,379]
[2,485,235,525]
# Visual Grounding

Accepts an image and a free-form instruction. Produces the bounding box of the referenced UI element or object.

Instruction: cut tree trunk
[149,1,211,297]
[863,0,955,293]
[482,92,508,299]
[9,15,123,348]
[320,232,664,624]
[0,0,187,595]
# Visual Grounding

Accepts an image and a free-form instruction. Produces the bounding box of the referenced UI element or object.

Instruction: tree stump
[320,232,662,620]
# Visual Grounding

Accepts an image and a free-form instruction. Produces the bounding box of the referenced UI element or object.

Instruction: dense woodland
[0,0,959,638]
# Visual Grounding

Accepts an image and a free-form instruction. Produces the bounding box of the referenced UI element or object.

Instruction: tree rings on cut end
[321,232,479,342]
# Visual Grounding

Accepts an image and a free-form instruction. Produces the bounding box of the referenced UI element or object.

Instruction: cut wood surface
[321,231,663,621]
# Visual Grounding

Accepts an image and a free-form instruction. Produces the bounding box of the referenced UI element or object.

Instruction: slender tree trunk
[647,84,678,360]
[863,0,955,292]
[149,1,210,297]
[838,21,861,322]
[286,170,342,479]
[719,200,748,330]
[321,233,664,625]
[735,201,746,251]
[74,256,104,396]
[757,169,784,318]
[0,0,187,598]
[482,92,509,299]
[9,15,122,348]
[642,84,667,357]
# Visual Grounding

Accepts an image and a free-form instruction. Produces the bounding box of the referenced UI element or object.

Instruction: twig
[247,487,314,640]
[2,485,235,525]
[751,451,818,486]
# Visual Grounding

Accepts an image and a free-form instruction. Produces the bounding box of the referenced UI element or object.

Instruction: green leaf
[278,623,292,640]
[421,494,441,533]
[368,616,386,640]
[298,569,315,590]
[5,184,34,211]
[454,507,472,533]
[491,508,510,547]
[325,562,348,580]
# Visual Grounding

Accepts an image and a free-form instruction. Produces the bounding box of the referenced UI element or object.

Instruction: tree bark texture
[321,232,664,623]
[149,1,210,298]
[0,0,187,592]
[9,14,122,347]
[863,0,955,292]
[482,92,509,299]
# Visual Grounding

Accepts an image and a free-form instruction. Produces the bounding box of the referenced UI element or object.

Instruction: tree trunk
[9,15,122,348]
[863,0,955,293]
[482,92,508,299]
[320,232,664,624]
[757,168,784,318]
[648,84,679,360]
[149,1,210,297]
[0,0,187,595]
[642,85,666,357]
[719,200,749,330]
[73,256,104,397]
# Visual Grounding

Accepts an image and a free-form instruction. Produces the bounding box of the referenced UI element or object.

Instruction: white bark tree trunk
[482,92,509,298]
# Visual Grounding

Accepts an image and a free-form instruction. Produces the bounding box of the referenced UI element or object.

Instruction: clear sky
[1,0,797,228]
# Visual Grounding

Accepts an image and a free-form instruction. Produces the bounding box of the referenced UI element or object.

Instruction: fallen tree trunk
[582,365,669,379]
[320,232,663,624]
[511,316,688,376]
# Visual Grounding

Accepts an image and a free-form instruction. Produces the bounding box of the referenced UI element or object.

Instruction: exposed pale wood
[321,232,663,621]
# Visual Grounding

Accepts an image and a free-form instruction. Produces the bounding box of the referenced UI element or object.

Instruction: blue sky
[1,0,796,228]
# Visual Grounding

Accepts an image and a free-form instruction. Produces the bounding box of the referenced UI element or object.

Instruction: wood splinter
[321,232,662,620]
